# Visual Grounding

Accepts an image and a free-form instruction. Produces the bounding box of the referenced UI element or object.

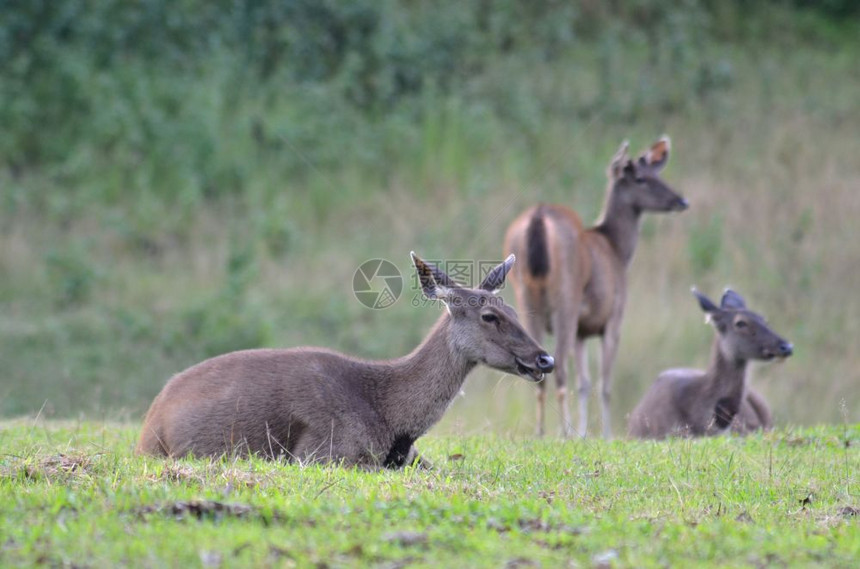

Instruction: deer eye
[634,176,645,184]
[481,313,499,324]
[735,320,748,329]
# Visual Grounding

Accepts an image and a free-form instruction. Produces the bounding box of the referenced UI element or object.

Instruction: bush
[0,0,739,206]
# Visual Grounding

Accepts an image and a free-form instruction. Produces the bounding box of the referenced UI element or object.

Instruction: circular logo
[352,259,402,309]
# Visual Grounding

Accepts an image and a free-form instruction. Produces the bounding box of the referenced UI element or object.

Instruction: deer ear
[480,254,515,292]
[411,252,451,300]
[622,160,637,180]
[692,287,719,315]
[427,261,459,288]
[640,135,671,171]
[608,139,630,179]
[720,288,746,310]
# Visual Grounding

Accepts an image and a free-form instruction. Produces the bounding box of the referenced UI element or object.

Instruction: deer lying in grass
[628,288,792,439]
[504,136,688,438]
[137,252,554,467]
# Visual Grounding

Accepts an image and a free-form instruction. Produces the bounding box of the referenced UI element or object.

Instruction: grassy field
[1,420,858,567]
[3,4,859,567]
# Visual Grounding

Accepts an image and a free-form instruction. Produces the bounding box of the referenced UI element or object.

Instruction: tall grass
[1,2,858,434]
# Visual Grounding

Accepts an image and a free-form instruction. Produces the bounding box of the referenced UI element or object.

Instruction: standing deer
[504,136,688,438]
[627,288,792,439]
[137,252,554,467]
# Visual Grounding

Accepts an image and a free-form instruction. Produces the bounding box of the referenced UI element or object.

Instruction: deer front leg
[552,312,576,438]
[516,291,548,438]
[404,445,433,470]
[599,327,620,439]
[573,337,590,438]
[535,381,547,437]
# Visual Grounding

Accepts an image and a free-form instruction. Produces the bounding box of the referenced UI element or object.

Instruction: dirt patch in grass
[1,453,97,482]
[148,462,276,490]
[382,531,428,547]
[135,499,257,522]
[486,517,587,536]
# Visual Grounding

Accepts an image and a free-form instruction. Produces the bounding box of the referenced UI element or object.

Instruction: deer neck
[702,337,748,407]
[594,186,641,266]
[378,312,476,436]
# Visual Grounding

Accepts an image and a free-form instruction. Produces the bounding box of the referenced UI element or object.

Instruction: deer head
[411,252,554,381]
[693,288,794,362]
[608,136,689,213]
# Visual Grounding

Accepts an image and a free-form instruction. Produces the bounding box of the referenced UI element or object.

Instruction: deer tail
[526,206,550,278]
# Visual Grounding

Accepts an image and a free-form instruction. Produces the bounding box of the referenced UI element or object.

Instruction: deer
[627,288,792,439]
[136,252,555,468]
[504,136,688,438]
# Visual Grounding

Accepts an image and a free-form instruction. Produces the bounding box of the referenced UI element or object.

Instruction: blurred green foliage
[0,0,748,205]
[7,0,853,208]
[44,243,100,308]
[178,242,272,358]
[5,0,850,211]
[688,213,723,277]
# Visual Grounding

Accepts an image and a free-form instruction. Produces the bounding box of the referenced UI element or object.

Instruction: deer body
[628,289,792,439]
[137,253,553,467]
[628,344,748,438]
[504,137,688,438]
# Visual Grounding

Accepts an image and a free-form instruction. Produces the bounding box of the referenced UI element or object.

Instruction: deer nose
[778,342,793,357]
[536,354,555,373]
[675,197,690,211]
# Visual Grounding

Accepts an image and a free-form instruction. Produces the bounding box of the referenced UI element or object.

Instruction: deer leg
[573,336,590,438]
[554,350,572,438]
[292,417,385,468]
[599,328,620,439]
[290,429,334,465]
[517,291,548,438]
[405,446,434,470]
[552,312,575,438]
[535,382,547,437]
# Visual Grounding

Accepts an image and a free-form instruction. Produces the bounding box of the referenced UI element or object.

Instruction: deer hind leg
[599,327,620,439]
[551,310,577,438]
[136,423,169,456]
[573,336,591,438]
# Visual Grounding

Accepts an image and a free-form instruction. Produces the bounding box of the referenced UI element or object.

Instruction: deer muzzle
[515,354,554,382]
[536,353,555,373]
[673,197,690,211]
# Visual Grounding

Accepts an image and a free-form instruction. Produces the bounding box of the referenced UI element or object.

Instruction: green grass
[1,420,858,567]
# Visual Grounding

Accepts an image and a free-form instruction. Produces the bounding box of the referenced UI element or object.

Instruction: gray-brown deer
[504,136,688,438]
[627,288,792,439]
[137,252,554,467]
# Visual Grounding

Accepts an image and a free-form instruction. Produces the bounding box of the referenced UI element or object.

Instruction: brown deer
[504,136,688,438]
[137,252,554,467]
[627,288,792,439]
